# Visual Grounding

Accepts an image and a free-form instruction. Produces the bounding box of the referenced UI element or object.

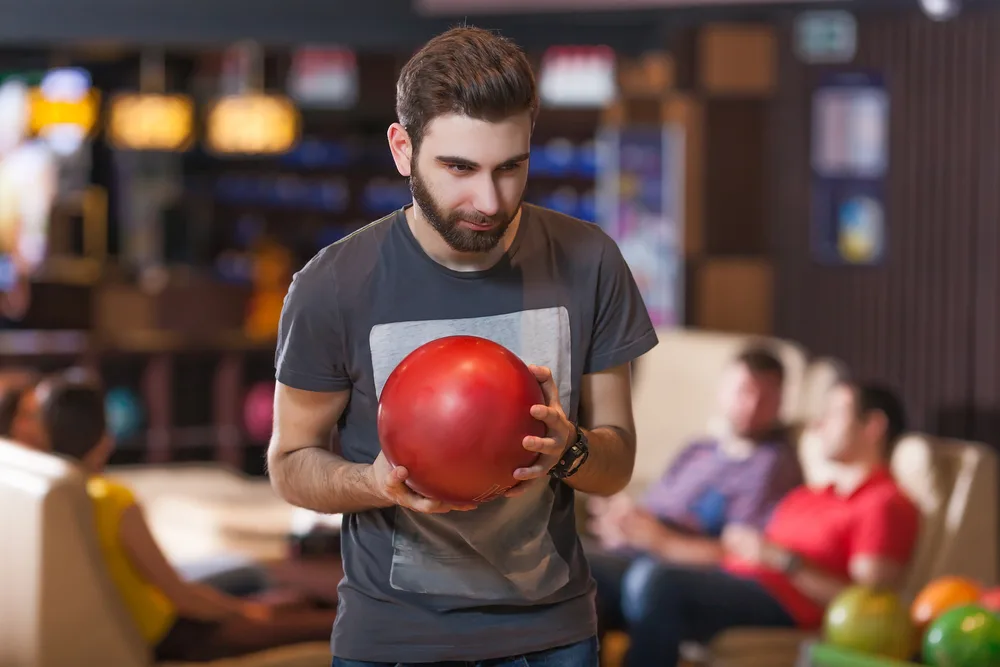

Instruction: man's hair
[842,380,907,458]
[40,374,106,462]
[734,345,785,384]
[396,26,539,154]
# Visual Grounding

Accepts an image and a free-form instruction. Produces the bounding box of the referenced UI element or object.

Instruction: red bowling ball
[377,335,545,504]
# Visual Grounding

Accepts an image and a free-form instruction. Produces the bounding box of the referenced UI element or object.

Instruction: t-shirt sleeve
[107,479,137,508]
[727,447,804,530]
[849,491,921,565]
[274,261,351,392]
[585,237,658,374]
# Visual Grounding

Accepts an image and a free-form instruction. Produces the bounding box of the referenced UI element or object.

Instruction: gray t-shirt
[274,203,658,662]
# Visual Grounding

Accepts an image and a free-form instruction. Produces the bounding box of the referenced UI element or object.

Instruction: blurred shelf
[0,329,278,358]
[0,330,91,357]
[94,329,277,355]
[33,257,105,286]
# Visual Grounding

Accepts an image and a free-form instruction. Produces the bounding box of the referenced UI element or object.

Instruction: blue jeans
[331,636,599,666]
[589,553,795,667]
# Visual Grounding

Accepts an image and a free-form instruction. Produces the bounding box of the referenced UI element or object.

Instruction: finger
[528,364,553,383]
[446,502,479,511]
[406,496,451,514]
[530,405,566,429]
[385,465,409,486]
[528,364,559,404]
[587,496,608,513]
[504,482,531,499]
[523,435,562,454]
[398,487,477,513]
[513,457,556,481]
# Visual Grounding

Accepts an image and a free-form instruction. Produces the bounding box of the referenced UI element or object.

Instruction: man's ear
[387,123,413,177]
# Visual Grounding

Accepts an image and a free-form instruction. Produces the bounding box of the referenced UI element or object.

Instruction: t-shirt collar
[824,464,890,498]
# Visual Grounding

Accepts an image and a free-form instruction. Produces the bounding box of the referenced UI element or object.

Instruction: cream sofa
[0,439,331,667]
[601,328,998,666]
[629,328,815,491]
[601,432,1000,667]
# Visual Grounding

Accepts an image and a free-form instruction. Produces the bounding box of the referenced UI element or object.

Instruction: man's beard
[409,164,517,254]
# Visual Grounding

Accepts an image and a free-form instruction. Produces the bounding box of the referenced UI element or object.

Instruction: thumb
[528,364,553,383]
[386,465,409,486]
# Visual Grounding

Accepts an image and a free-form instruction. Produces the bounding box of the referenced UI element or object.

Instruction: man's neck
[405,204,521,272]
[831,458,881,495]
[713,420,783,460]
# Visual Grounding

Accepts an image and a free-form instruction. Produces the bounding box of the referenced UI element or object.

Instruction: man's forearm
[654,532,724,567]
[564,425,635,496]
[765,547,850,607]
[268,445,392,514]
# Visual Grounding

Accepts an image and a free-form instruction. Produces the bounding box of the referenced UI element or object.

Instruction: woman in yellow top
[37,373,338,662]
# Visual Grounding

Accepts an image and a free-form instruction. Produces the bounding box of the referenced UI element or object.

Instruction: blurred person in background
[587,346,802,627]
[606,380,920,667]
[38,373,339,662]
[1,368,273,597]
[0,370,43,447]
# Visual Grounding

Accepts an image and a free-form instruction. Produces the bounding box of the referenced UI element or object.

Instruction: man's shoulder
[523,204,617,256]
[292,212,398,290]
[753,430,802,464]
[669,439,720,468]
[87,475,137,507]
[860,471,920,513]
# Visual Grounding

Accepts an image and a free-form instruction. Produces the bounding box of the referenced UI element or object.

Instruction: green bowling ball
[923,603,1000,667]
[824,585,915,660]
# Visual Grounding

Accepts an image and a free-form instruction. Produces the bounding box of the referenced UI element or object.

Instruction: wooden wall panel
[696,258,773,335]
[770,10,994,439]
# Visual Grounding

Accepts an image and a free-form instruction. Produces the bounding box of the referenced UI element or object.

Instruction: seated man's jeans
[590,551,795,667]
[331,636,599,667]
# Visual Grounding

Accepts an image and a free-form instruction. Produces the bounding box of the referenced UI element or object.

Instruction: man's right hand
[368,451,478,514]
[587,493,635,549]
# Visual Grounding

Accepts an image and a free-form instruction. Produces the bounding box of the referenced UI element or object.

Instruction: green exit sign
[794,11,858,65]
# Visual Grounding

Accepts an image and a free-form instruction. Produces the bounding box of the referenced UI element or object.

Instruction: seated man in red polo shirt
[611,380,921,667]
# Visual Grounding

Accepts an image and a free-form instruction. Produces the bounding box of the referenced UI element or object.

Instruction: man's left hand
[722,524,785,568]
[505,365,574,498]
[618,507,676,555]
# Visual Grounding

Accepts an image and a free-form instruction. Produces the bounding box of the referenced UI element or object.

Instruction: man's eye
[447,164,472,174]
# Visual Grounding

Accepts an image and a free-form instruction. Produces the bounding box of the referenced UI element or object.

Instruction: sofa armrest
[159,641,331,667]
[696,628,814,667]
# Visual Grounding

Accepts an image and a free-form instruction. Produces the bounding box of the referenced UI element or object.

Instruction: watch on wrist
[549,423,590,479]
[776,549,802,574]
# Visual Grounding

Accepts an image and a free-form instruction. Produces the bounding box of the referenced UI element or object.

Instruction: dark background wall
[768,6,1000,444]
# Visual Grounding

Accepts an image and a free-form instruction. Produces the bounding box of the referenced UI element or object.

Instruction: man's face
[816,385,866,463]
[718,363,783,438]
[408,112,531,254]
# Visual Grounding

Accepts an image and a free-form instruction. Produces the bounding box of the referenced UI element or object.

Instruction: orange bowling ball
[912,576,983,630]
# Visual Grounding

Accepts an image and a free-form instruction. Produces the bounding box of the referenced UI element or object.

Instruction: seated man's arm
[727,446,804,532]
[753,492,919,607]
[650,530,725,566]
[657,446,804,567]
[594,443,725,565]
